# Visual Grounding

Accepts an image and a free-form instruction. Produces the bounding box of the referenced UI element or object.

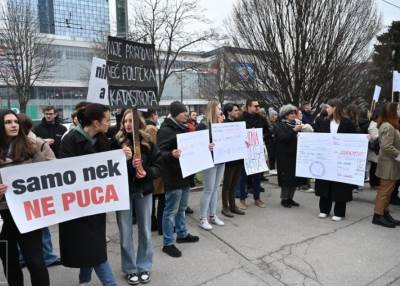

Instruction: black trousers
[0,210,49,286]
[369,162,380,187]
[221,163,242,210]
[319,197,346,217]
[151,194,165,234]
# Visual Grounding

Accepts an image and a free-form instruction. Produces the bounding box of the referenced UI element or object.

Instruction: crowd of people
[0,97,399,285]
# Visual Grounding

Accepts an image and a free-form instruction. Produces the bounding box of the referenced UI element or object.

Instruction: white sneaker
[304,188,315,193]
[210,215,225,226]
[269,170,278,176]
[332,216,344,222]
[199,218,213,230]
[319,213,328,219]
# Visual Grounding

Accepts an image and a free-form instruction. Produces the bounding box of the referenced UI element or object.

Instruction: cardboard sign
[394,71,400,92]
[87,57,109,105]
[211,122,246,164]
[177,130,214,178]
[106,36,158,108]
[244,128,269,175]
[372,85,381,102]
[1,150,130,233]
[296,133,368,186]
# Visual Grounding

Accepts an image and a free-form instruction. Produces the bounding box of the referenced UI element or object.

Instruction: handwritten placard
[244,128,269,175]
[211,122,246,164]
[296,133,368,185]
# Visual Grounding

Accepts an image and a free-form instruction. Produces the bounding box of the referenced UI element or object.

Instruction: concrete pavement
[6,177,400,285]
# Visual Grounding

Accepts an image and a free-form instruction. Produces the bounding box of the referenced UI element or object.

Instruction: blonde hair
[115,110,151,150]
[204,99,221,126]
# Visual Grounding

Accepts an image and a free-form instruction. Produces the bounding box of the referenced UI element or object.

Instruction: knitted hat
[170,101,187,118]
[279,104,297,118]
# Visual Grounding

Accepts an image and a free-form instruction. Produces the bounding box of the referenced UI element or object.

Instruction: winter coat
[58,129,110,268]
[111,137,162,196]
[187,119,198,132]
[145,121,165,195]
[314,118,356,202]
[274,121,303,187]
[157,118,191,191]
[301,111,313,125]
[33,117,67,158]
[240,112,270,144]
[375,122,400,180]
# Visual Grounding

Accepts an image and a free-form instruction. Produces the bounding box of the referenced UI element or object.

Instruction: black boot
[281,199,292,208]
[384,210,400,226]
[289,199,300,207]
[372,213,396,228]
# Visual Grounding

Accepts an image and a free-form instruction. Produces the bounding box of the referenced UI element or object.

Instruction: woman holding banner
[197,100,226,230]
[315,99,356,221]
[112,110,162,284]
[59,103,132,286]
[373,103,400,228]
[0,110,50,286]
[275,104,303,208]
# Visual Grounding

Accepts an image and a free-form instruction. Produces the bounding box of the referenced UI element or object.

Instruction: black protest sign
[106,36,158,108]
[108,86,158,108]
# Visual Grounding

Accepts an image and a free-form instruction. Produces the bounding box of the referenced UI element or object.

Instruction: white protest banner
[211,122,246,164]
[296,133,368,186]
[373,85,381,102]
[244,128,269,175]
[177,130,214,178]
[87,57,109,105]
[394,71,400,92]
[1,150,129,233]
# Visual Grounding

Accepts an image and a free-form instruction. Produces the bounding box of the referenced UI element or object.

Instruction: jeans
[117,193,153,274]
[163,187,190,246]
[0,210,49,286]
[201,164,225,218]
[79,261,117,286]
[239,169,262,200]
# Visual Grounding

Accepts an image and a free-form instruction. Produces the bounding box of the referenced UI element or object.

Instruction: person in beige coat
[373,103,400,228]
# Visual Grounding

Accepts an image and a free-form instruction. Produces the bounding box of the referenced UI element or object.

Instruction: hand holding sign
[0,183,7,198]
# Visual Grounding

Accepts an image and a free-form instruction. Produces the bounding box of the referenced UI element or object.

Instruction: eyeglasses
[253,105,260,108]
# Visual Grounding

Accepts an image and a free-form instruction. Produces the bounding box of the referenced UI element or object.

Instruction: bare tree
[129,0,217,102]
[229,0,380,110]
[0,0,57,113]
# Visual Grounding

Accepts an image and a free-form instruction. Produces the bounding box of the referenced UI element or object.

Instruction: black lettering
[12,179,26,195]
[63,171,76,185]
[27,177,41,192]
[83,167,96,181]
[107,160,121,177]
[96,164,108,179]
[40,173,63,189]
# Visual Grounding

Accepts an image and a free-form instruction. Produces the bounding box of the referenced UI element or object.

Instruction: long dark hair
[0,110,35,162]
[377,103,399,129]
[326,99,346,121]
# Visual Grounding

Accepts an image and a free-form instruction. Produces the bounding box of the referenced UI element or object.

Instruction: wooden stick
[132,108,145,175]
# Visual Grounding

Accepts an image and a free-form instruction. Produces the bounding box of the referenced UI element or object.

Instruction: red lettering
[41,196,55,216]
[24,199,41,221]
[62,192,76,211]
[105,184,119,202]
[77,189,91,207]
[91,186,104,205]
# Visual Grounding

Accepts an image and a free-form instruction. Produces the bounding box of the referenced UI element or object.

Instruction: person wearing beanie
[275,104,303,207]
[157,101,199,258]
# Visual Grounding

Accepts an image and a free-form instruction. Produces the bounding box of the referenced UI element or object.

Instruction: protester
[267,108,278,172]
[33,105,67,158]
[112,110,163,284]
[143,108,165,235]
[197,100,226,230]
[187,111,198,132]
[59,103,132,285]
[0,110,50,286]
[157,101,199,258]
[313,104,328,131]
[301,102,313,125]
[372,103,400,228]
[315,99,356,221]
[275,105,303,207]
[238,99,269,209]
[17,114,61,268]
[368,108,381,188]
[221,103,245,217]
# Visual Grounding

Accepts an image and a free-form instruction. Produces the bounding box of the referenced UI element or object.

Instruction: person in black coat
[59,103,132,286]
[157,101,199,258]
[314,99,356,221]
[111,110,162,284]
[275,104,303,208]
[33,105,67,158]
